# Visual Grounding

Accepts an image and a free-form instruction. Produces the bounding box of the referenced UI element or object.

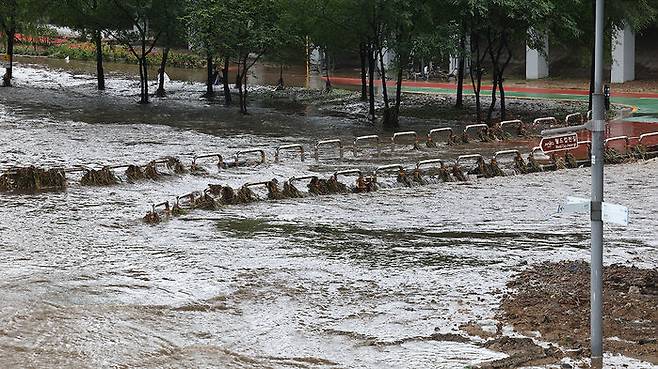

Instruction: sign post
[541,1,606,366]
[590,1,606,367]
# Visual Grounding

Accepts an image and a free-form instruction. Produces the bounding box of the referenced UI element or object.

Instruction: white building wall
[611,23,635,83]
[526,32,549,80]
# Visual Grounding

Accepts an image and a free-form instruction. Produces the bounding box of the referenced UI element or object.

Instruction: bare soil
[258,88,590,128]
[499,261,658,365]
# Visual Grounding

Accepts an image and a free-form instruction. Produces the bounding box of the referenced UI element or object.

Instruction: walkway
[328,77,658,124]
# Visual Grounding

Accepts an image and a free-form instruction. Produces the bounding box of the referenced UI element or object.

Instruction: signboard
[540,133,579,153]
[602,202,630,226]
[557,196,629,226]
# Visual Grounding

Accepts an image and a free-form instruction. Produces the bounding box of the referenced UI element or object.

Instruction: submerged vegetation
[0,166,66,192]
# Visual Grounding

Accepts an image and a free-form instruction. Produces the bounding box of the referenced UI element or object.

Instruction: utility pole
[590,0,605,367]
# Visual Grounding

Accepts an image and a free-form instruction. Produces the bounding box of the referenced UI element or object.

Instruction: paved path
[329,77,658,123]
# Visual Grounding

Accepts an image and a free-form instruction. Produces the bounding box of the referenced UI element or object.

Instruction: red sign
[540,133,579,153]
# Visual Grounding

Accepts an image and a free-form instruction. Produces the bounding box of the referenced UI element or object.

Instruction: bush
[11,40,207,69]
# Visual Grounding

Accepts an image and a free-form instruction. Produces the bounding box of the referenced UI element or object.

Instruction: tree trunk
[498,77,506,121]
[359,42,368,101]
[498,37,512,121]
[276,63,284,89]
[156,47,169,97]
[93,29,105,90]
[456,31,466,108]
[378,47,392,130]
[469,33,482,123]
[138,58,144,100]
[205,55,214,98]
[138,57,149,104]
[2,27,15,87]
[392,54,406,129]
[235,59,242,92]
[367,44,376,121]
[239,56,248,114]
[324,52,332,91]
[222,57,231,105]
[487,33,502,124]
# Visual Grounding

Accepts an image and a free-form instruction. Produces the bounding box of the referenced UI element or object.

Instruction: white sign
[556,196,629,226]
[602,202,630,226]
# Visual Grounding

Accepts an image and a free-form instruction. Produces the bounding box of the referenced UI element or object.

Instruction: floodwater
[14,55,331,90]
[0,62,657,369]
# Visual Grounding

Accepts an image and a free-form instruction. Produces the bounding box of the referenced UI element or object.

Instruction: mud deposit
[501,261,658,364]
[258,86,590,126]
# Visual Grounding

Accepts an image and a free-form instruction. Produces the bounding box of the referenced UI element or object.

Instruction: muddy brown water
[0,62,657,369]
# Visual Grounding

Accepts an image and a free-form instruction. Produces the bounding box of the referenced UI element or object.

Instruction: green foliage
[10,41,206,68]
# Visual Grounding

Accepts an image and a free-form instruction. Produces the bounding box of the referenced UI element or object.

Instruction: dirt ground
[497,261,658,365]
[258,88,589,128]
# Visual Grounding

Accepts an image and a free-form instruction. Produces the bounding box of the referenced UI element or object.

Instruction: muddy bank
[3,61,590,135]
[499,261,658,364]
[255,87,591,128]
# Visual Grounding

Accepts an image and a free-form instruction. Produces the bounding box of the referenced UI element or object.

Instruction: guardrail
[391,131,418,151]
[427,128,453,144]
[107,164,132,170]
[565,113,583,126]
[176,192,196,204]
[289,175,319,183]
[64,166,91,173]
[275,144,305,162]
[499,120,524,136]
[353,135,381,157]
[587,110,592,120]
[639,132,658,147]
[531,147,547,159]
[192,153,224,168]
[314,139,343,160]
[604,136,629,150]
[464,124,489,138]
[533,117,558,129]
[493,149,521,161]
[333,169,362,179]
[234,149,266,165]
[373,164,404,177]
[415,159,445,171]
[152,201,170,214]
[456,154,483,166]
[245,181,271,188]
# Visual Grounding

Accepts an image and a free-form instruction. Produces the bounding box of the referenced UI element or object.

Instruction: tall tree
[51,0,116,90]
[184,0,234,102]
[153,0,185,97]
[106,0,165,104]
[0,0,18,87]
[230,0,286,113]
[0,0,41,87]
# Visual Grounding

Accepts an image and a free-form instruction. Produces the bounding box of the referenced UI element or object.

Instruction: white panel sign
[602,202,630,226]
[556,197,629,226]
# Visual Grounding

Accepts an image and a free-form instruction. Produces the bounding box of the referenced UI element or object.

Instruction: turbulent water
[0,62,657,369]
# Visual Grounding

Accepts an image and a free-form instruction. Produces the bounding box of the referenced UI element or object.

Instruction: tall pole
[590,0,605,367]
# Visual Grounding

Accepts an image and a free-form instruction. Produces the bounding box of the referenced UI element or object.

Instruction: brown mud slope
[500,261,658,364]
